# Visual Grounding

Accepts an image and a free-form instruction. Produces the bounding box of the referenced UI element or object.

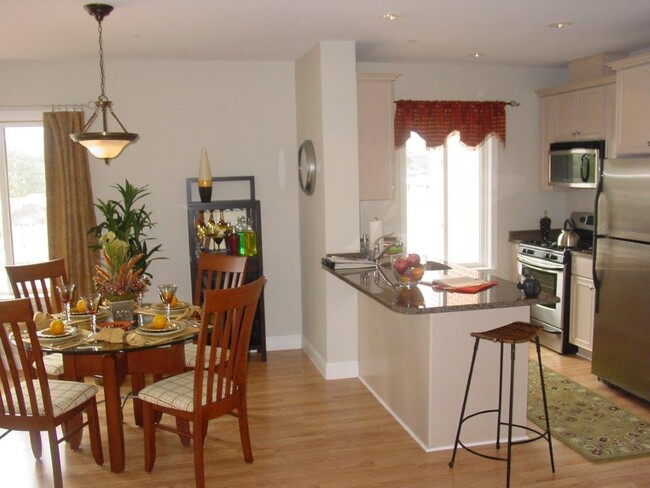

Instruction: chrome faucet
[372,233,406,261]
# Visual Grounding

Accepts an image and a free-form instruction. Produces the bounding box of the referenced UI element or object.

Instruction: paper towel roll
[368,219,384,252]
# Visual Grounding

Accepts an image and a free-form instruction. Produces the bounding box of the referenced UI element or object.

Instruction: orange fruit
[151,314,167,329]
[49,319,65,335]
[76,299,87,312]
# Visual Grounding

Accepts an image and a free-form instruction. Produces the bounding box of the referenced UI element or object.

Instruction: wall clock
[298,139,316,195]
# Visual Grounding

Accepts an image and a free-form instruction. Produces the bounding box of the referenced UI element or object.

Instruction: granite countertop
[322,256,559,315]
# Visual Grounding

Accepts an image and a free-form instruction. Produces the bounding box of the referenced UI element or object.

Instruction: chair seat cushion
[13,380,98,417]
[138,371,234,412]
[39,353,64,377]
[183,343,223,369]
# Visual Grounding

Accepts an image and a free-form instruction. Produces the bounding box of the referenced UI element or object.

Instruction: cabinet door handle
[589,285,595,291]
[647,141,650,146]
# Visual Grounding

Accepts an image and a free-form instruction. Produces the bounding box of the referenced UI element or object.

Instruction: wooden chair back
[193,253,249,306]
[194,277,265,407]
[0,298,55,424]
[5,259,68,314]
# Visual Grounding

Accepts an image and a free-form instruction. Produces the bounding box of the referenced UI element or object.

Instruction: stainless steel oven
[516,251,573,353]
[516,211,594,354]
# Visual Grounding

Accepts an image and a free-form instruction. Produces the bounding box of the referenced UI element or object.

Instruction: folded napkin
[126,332,147,347]
[33,311,55,330]
[85,328,125,343]
[175,306,202,321]
[427,276,498,294]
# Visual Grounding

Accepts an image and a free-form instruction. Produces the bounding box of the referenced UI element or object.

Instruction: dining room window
[404,131,495,268]
[0,112,48,297]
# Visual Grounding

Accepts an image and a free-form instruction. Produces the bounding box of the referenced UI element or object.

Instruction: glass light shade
[198,147,212,186]
[71,132,138,159]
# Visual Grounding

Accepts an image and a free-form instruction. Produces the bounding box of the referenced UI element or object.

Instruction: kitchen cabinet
[551,86,608,142]
[357,73,399,201]
[185,176,266,360]
[569,253,595,357]
[536,77,615,191]
[609,52,650,156]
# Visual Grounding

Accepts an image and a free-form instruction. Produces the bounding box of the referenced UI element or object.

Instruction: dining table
[36,306,200,473]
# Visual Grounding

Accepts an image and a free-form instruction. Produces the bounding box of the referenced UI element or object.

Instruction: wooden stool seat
[470,321,542,344]
[449,321,554,488]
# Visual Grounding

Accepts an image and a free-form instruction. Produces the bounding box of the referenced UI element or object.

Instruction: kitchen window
[0,111,48,298]
[404,131,495,268]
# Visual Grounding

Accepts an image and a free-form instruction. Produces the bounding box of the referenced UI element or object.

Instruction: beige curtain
[43,111,99,296]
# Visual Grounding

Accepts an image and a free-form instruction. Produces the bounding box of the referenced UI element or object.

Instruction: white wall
[358,61,568,279]
[296,42,360,379]
[0,60,302,348]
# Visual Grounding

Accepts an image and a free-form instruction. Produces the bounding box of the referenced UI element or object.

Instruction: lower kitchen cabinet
[569,253,595,357]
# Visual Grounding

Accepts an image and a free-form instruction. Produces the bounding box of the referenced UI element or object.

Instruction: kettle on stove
[557,218,580,248]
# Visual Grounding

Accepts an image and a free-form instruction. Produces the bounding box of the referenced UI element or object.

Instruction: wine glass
[157,284,177,322]
[56,282,76,323]
[82,293,103,333]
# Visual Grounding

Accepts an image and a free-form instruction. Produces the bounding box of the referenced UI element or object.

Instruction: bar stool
[448,321,555,488]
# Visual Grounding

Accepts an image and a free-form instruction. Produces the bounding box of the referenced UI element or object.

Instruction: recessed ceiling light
[549,21,573,28]
[469,53,486,58]
[381,13,401,21]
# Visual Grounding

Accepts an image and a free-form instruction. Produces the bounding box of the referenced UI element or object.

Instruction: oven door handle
[517,254,565,271]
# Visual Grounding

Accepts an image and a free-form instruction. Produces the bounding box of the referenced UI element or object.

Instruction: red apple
[393,258,408,274]
[406,253,421,266]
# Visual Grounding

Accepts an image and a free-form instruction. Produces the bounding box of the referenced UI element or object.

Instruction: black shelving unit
[185,176,266,361]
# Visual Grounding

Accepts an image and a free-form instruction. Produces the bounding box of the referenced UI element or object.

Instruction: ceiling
[2,0,650,67]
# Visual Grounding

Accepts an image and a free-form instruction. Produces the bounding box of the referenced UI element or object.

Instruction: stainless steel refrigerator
[592,157,650,402]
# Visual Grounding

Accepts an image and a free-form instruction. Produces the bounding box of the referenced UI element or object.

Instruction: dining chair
[185,252,249,369]
[5,258,69,377]
[138,277,266,488]
[0,298,104,488]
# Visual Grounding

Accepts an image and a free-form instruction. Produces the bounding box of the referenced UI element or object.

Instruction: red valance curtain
[394,100,507,149]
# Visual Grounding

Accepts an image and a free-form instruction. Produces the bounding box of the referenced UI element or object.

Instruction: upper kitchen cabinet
[551,85,609,142]
[357,73,399,201]
[609,53,650,156]
[537,77,615,191]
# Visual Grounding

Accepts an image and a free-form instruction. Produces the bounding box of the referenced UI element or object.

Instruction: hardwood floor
[2,348,649,487]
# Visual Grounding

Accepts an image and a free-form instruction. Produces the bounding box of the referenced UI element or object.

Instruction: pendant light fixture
[70,3,138,165]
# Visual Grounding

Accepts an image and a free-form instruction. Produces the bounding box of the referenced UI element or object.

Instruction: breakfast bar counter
[323,258,558,452]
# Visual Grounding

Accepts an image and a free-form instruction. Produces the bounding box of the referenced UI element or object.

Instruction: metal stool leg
[496,342,504,449]
[506,343,516,488]
[535,338,556,473]
[449,337,481,468]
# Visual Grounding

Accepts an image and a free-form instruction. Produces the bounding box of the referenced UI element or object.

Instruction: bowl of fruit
[391,253,427,288]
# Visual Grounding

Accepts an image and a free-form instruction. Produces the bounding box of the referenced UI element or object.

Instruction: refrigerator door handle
[593,172,603,313]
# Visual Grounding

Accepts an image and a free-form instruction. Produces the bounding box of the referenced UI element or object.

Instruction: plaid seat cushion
[138,371,235,412]
[183,343,223,369]
[40,353,64,377]
[13,380,98,417]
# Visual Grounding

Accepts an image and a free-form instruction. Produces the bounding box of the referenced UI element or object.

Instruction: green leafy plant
[89,180,163,278]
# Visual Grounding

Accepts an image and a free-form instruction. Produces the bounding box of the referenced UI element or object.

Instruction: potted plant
[89,180,164,313]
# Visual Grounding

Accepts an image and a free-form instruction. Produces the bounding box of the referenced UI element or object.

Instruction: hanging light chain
[96,16,107,99]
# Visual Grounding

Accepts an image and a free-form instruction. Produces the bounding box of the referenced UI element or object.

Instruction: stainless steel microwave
[548,140,604,188]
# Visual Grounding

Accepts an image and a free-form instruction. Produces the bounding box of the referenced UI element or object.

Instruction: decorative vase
[198,147,213,202]
[105,296,136,322]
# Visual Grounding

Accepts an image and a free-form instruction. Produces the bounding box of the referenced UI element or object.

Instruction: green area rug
[527,360,650,463]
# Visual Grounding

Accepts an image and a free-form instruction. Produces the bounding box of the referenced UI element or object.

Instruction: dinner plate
[69,305,110,316]
[153,301,189,311]
[135,322,187,336]
[37,326,79,340]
